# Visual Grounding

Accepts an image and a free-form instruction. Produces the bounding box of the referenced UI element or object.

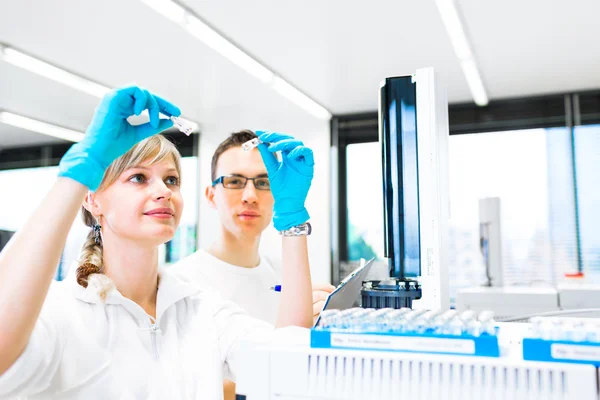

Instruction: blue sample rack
[523,338,600,366]
[311,329,500,358]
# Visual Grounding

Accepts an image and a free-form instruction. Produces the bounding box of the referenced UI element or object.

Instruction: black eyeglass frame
[211,175,271,190]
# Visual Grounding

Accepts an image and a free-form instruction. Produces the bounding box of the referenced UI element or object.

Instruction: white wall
[196,108,332,284]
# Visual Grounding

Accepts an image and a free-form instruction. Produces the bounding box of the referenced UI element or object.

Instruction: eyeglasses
[212,175,271,190]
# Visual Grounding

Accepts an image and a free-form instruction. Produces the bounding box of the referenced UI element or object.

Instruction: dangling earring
[87,192,102,245]
[93,219,102,244]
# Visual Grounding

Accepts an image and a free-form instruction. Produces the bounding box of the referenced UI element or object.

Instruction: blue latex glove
[58,86,180,191]
[256,131,314,231]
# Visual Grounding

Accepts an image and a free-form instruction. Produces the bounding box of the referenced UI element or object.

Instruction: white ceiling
[1,0,599,149]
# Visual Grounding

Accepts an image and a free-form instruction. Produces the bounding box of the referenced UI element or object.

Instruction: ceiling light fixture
[141,0,332,119]
[272,77,332,120]
[460,59,488,109]
[0,43,200,132]
[141,0,186,24]
[435,0,488,106]
[0,111,85,142]
[186,15,275,84]
[0,44,110,98]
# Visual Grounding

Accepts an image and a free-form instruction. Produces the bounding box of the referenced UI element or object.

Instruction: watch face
[279,222,311,236]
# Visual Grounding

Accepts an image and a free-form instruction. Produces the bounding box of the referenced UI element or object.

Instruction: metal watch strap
[279,222,312,236]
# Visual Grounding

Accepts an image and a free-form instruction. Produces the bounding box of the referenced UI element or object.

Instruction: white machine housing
[456,286,560,320]
[235,327,599,400]
[412,67,450,311]
[457,282,600,319]
[479,197,503,287]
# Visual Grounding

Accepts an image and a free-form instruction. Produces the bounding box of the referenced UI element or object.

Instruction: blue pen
[269,285,282,292]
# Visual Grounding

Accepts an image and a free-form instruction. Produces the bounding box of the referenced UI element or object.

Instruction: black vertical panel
[380,76,420,279]
[578,90,600,125]
[330,117,344,285]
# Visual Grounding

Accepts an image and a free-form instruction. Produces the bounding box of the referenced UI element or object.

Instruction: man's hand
[312,283,336,325]
[256,131,314,231]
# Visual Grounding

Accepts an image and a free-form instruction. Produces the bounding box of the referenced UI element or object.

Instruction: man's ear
[205,186,217,209]
[82,192,101,216]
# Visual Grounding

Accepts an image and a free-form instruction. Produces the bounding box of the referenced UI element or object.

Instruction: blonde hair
[76,134,182,298]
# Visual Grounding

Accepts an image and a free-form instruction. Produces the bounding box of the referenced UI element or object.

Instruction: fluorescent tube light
[0,44,110,99]
[141,0,186,24]
[186,16,274,84]
[272,77,332,120]
[435,0,473,60]
[460,59,488,107]
[435,0,488,106]
[0,111,85,142]
[141,2,332,120]
[0,44,200,131]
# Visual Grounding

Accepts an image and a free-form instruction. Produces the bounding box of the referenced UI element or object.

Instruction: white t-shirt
[170,250,282,325]
[0,267,273,399]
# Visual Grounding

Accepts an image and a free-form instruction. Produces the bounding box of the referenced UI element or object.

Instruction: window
[345,142,384,261]
[448,128,579,301]
[333,91,599,297]
[0,166,82,280]
[339,128,586,303]
[574,124,600,279]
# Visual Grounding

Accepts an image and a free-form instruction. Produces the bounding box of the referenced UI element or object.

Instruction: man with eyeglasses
[173,129,334,321]
[171,130,334,397]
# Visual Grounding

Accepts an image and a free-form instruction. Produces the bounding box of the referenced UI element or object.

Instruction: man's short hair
[211,130,258,181]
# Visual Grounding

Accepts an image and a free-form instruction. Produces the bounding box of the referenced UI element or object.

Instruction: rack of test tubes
[311,308,500,357]
[361,279,422,309]
[236,311,600,399]
[523,316,600,366]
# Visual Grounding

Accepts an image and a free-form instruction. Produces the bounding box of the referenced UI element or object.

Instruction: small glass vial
[242,138,263,151]
[317,309,341,330]
[569,320,587,342]
[467,320,483,337]
[170,116,194,136]
[478,310,496,336]
[584,323,600,343]
[529,317,543,338]
[448,318,465,336]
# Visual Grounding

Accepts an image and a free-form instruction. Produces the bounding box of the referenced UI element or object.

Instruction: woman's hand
[58,86,180,191]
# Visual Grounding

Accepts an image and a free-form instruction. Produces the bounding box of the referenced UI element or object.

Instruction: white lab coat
[170,250,282,324]
[0,267,273,399]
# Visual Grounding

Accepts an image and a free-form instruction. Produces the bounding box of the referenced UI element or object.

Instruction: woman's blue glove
[58,86,180,191]
[256,131,314,231]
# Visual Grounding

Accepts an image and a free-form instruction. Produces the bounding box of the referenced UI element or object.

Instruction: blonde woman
[0,86,313,399]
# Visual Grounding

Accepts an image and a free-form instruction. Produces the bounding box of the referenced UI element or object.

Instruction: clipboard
[314,258,375,327]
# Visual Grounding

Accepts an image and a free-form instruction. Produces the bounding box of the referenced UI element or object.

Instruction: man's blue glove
[256,131,314,231]
[58,86,180,191]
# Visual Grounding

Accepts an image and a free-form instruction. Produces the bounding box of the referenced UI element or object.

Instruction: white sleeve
[0,284,112,398]
[169,254,218,292]
[0,312,63,398]
[212,298,274,382]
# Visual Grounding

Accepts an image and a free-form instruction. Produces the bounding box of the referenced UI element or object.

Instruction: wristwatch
[279,222,312,237]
